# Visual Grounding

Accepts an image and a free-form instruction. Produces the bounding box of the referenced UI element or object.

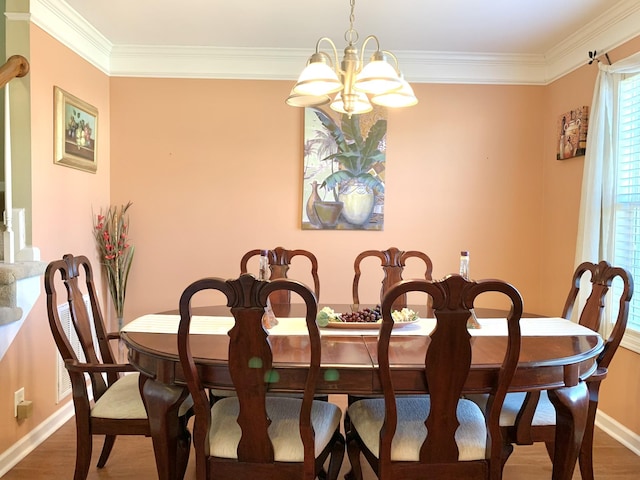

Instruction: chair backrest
[561,260,633,369]
[352,247,433,310]
[177,273,320,477]
[377,275,522,477]
[44,254,116,401]
[240,247,320,306]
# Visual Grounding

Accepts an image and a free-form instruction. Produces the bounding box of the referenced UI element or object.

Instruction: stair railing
[1,55,30,263]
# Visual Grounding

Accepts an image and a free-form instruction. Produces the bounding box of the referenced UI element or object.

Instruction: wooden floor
[4,397,640,479]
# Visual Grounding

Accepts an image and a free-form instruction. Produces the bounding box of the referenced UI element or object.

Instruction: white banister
[4,83,15,263]
[1,55,29,264]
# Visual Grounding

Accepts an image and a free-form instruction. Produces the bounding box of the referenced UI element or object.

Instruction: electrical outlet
[14,388,25,418]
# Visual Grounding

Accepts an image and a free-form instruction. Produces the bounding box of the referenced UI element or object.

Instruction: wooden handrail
[0,55,30,89]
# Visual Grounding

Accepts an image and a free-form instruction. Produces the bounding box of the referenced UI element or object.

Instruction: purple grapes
[340,305,382,323]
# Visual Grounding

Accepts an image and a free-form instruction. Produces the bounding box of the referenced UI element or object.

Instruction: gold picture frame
[54,86,98,173]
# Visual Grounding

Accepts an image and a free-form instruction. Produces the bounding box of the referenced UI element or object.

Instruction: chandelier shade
[371,77,419,108]
[330,91,373,115]
[286,0,417,116]
[292,54,343,96]
[285,89,331,108]
[353,51,404,94]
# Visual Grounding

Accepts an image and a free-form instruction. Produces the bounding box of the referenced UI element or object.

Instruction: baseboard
[596,410,640,456]
[0,400,75,477]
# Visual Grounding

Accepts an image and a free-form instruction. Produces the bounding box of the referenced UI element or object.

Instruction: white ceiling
[22,0,640,84]
[60,0,620,53]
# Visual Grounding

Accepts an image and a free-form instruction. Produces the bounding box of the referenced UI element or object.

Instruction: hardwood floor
[4,397,640,479]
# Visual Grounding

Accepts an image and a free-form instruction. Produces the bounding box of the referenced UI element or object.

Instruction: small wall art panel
[556,106,589,160]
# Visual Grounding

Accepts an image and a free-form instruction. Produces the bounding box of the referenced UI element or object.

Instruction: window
[614,72,640,337]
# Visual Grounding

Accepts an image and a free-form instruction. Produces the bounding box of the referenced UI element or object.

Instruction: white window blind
[614,73,640,332]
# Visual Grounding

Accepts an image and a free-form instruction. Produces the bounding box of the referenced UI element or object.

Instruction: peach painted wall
[109,79,545,320]
[3,22,640,458]
[0,26,110,452]
[540,35,640,434]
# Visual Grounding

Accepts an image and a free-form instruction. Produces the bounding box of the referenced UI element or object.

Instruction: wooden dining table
[120,304,603,480]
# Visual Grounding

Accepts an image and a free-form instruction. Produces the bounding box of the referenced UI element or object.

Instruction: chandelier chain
[345,0,359,46]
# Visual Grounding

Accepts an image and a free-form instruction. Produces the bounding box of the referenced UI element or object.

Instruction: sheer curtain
[574,51,640,332]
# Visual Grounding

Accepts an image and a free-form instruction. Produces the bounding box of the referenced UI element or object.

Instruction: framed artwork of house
[302,106,387,231]
[556,106,589,160]
[54,86,98,173]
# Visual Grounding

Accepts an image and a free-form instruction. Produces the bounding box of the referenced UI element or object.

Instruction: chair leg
[578,396,599,480]
[345,430,364,480]
[176,417,192,479]
[74,420,92,480]
[544,441,555,462]
[500,442,514,469]
[96,435,116,468]
[325,432,345,480]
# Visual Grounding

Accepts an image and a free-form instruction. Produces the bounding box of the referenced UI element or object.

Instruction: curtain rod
[588,50,611,65]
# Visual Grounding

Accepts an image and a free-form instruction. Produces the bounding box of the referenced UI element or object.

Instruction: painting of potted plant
[302,106,386,230]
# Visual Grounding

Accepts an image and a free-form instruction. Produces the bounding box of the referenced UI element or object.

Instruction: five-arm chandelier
[286,0,418,116]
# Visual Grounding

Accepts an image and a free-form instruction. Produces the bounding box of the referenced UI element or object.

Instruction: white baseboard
[596,410,640,456]
[0,400,75,477]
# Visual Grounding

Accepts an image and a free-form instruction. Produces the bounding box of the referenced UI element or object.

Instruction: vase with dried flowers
[93,202,135,332]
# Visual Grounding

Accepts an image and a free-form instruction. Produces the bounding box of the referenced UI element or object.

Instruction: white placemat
[122,314,598,337]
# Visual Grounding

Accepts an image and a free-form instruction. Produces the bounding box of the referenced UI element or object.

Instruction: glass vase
[117,315,126,363]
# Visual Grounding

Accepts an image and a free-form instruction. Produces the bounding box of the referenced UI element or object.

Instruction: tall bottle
[459,250,480,329]
[258,250,278,328]
[258,249,270,281]
[459,250,470,280]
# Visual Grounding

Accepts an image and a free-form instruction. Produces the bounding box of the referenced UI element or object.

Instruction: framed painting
[302,106,387,230]
[54,86,98,173]
[556,106,589,160]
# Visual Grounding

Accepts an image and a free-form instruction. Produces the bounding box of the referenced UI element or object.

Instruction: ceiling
[24,0,640,84]
[61,0,621,53]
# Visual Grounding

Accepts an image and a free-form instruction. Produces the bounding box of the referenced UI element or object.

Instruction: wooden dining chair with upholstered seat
[45,254,193,480]
[352,247,433,311]
[177,273,344,480]
[240,246,320,306]
[468,260,633,480]
[345,274,523,480]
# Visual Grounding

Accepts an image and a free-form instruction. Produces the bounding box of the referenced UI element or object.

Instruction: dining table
[120,304,603,480]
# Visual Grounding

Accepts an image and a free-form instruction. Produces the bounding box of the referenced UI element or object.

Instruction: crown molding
[27,0,640,85]
[29,0,112,74]
[545,0,640,82]
[106,45,550,85]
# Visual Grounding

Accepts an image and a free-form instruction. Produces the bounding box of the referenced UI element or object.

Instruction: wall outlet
[14,387,24,418]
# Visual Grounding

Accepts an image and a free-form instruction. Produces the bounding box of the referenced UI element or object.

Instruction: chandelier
[286,0,418,116]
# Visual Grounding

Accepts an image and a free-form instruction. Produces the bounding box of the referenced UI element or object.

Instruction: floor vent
[56,296,95,403]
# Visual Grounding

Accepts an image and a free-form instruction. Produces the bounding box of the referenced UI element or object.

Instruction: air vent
[55,295,95,402]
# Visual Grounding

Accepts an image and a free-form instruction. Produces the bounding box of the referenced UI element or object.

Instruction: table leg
[142,377,191,480]
[547,381,589,480]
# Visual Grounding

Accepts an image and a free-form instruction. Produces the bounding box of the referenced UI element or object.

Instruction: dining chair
[352,247,433,311]
[467,260,633,480]
[240,246,320,307]
[345,274,523,480]
[45,253,193,480]
[177,273,345,480]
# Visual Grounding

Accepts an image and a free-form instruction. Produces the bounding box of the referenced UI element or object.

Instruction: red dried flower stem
[93,202,135,325]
